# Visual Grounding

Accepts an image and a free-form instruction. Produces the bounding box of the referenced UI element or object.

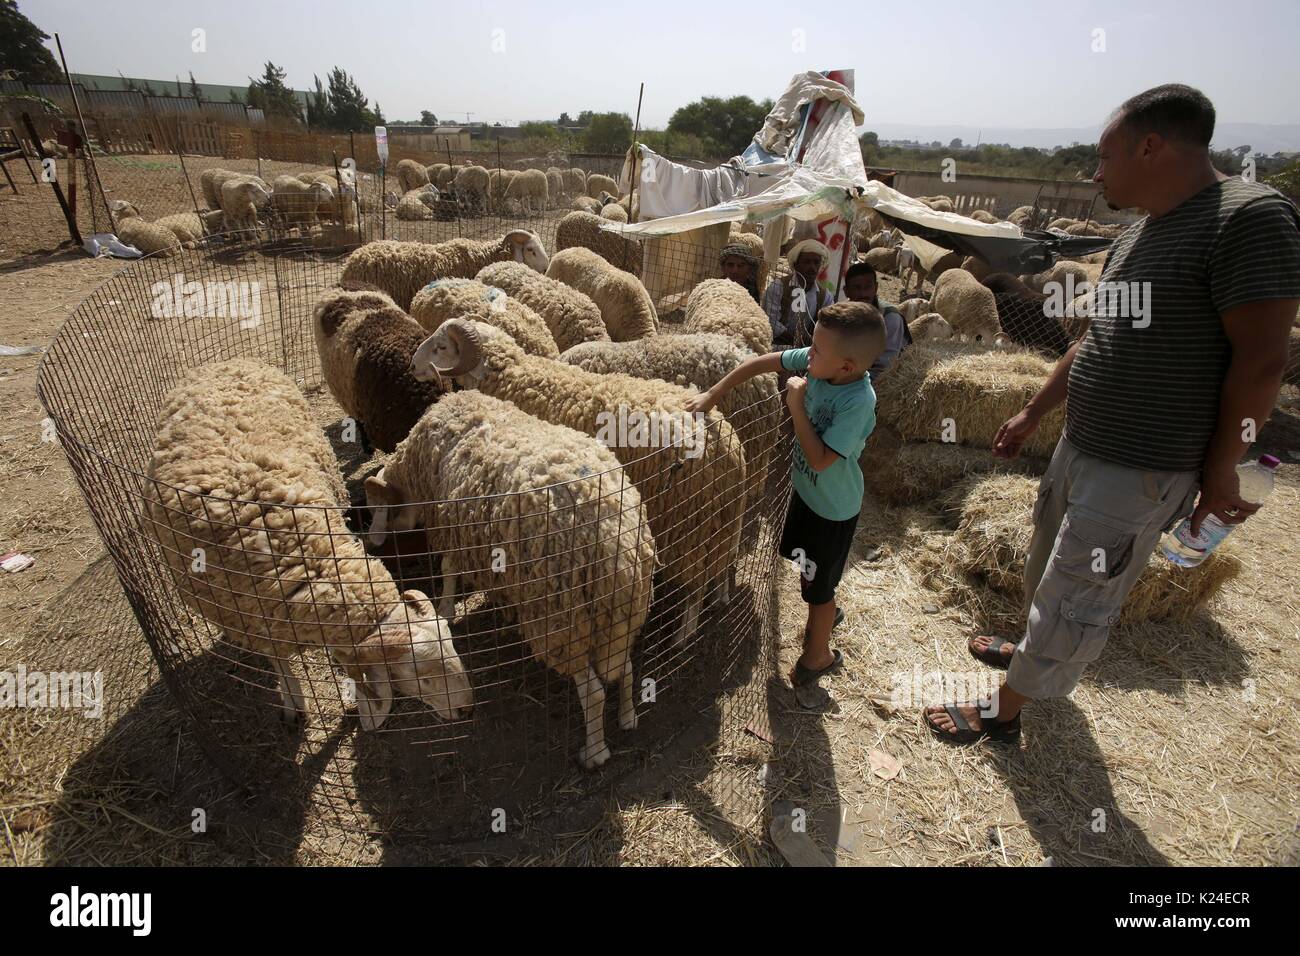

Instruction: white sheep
[396,158,430,192]
[272,175,333,230]
[219,176,273,236]
[475,260,609,351]
[141,358,473,727]
[546,246,657,341]
[365,390,656,768]
[682,278,773,355]
[409,279,559,357]
[932,268,1000,342]
[503,168,548,216]
[339,230,549,311]
[554,211,643,277]
[411,319,747,646]
[586,173,618,199]
[451,164,490,215]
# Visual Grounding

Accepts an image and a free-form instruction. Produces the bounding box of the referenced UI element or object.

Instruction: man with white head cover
[764,238,835,347]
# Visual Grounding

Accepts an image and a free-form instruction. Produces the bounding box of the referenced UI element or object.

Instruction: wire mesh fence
[34,240,790,838]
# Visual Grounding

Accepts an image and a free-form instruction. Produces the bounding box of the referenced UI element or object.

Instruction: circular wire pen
[35,231,791,841]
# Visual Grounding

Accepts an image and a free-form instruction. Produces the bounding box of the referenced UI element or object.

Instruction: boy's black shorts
[778,491,859,605]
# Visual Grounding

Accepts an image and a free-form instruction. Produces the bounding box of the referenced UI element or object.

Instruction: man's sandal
[791,649,843,688]
[968,635,1016,670]
[925,703,1021,745]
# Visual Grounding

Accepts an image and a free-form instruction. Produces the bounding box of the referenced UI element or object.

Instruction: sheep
[339,230,550,311]
[560,332,781,524]
[546,246,657,341]
[155,212,207,247]
[1048,217,1076,231]
[476,260,610,351]
[918,195,954,213]
[299,171,356,226]
[396,187,442,221]
[586,173,618,199]
[981,272,1071,357]
[272,175,333,230]
[572,195,602,214]
[426,162,449,183]
[897,298,932,324]
[565,167,587,196]
[409,278,559,357]
[682,278,773,355]
[600,202,629,223]
[503,168,549,216]
[313,285,448,452]
[451,164,490,214]
[926,251,964,285]
[932,268,1000,342]
[199,167,249,210]
[110,201,182,257]
[961,255,992,281]
[219,176,273,235]
[487,168,515,211]
[141,358,473,727]
[554,210,643,278]
[968,208,999,224]
[545,168,565,207]
[411,319,747,646]
[433,165,456,189]
[396,158,430,192]
[1023,260,1097,294]
[364,390,655,768]
[909,312,953,342]
[863,246,899,275]
[1007,205,1035,228]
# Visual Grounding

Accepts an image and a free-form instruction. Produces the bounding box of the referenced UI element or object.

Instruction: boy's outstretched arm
[683,351,786,413]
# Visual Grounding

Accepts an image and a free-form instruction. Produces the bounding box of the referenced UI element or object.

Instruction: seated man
[843,262,911,381]
[719,242,762,304]
[763,239,835,347]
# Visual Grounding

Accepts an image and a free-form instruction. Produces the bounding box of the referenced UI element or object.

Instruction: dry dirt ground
[1,249,1297,867]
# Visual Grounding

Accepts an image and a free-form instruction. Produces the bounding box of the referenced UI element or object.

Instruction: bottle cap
[1259,454,1281,469]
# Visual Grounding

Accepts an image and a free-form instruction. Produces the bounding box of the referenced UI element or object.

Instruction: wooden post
[24,113,80,246]
[628,82,644,225]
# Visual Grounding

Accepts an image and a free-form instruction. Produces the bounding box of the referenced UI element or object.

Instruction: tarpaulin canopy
[603,70,1112,273]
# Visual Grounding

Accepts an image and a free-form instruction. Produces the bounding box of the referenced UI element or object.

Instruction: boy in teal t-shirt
[686,301,885,688]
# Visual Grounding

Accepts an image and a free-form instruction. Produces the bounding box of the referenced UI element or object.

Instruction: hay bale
[863,437,1043,506]
[873,342,1065,457]
[945,474,1242,623]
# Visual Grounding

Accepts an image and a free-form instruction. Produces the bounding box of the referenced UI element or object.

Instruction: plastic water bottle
[1161,456,1279,567]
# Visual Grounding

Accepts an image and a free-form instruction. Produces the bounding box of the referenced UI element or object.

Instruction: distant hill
[865,122,1300,156]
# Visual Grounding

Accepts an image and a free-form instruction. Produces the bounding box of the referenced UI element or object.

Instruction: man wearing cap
[719,243,762,304]
[763,239,835,347]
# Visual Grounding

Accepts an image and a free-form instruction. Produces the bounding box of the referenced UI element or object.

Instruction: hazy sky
[22,0,1300,130]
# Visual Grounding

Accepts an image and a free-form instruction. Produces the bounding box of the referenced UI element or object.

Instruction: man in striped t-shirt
[927,84,1300,744]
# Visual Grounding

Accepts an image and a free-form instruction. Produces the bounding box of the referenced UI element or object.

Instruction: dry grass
[863,430,1045,506]
[874,343,1065,458]
[941,473,1244,624]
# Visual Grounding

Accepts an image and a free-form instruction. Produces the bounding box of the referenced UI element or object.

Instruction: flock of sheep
[855,196,1119,354]
[390,157,626,223]
[141,219,782,770]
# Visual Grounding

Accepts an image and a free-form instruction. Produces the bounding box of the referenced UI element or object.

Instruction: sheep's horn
[440,319,483,377]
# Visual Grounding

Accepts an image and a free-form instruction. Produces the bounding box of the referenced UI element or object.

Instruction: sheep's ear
[401,589,435,616]
[504,229,532,246]
[356,665,393,730]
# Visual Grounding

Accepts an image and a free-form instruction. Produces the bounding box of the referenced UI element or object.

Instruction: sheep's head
[505,229,548,273]
[364,468,429,545]
[109,199,140,223]
[411,318,488,385]
[351,590,473,726]
[310,181,334,203]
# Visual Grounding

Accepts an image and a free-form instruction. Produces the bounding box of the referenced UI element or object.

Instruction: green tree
[247,61,301,121]
[576,110,593,127]
[667,94,772,157]
[949,137,963,149]
[521,120,560,140]
[583,111,632,153]
[188,71,203,103]
[557,111,573,126]
[0,0,62,82]
[307,74,330,127]
[420,109,437,125]
[321,67,379,130]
